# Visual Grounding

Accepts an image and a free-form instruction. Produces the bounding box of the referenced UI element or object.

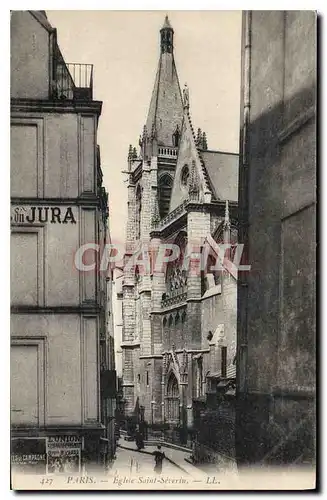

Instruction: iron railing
[53,62,94,101]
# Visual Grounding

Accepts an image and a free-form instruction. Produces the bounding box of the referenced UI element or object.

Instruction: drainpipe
[236,9,252,468]
[237,9,252,397]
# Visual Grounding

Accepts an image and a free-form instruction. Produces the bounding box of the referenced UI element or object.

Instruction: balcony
[158,146,178,158]
[52,62,94,101]
[161,290,187,309]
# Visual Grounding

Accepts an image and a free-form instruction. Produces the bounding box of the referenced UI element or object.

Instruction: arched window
[135,184,142,240]
[163,316,167,327]
[168,315,173,327]
[166,372,180,423]
[181,165,190,188]
[158,174,173,219]
[175,313,180,326]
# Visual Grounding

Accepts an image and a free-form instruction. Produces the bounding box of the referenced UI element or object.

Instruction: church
[121,16,239,448]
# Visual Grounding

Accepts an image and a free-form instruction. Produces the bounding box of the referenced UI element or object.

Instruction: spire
[223,200,231,264]
[144,17,183,148]
[160,15,174,54]
[196,128,202,147]
[183,83,190,109]
[202,132,208,150]
[162,15,172,30]
[189,160,199,201]
[224,200,231,229]
[151,198,161,228]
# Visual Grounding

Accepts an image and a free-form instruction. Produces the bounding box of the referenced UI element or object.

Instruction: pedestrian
[153,445,165,474]
[135,430,144,451]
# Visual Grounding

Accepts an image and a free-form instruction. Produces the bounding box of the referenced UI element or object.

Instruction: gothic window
[175,313,180,326]
[163,316,167,327]
[135,184,142,240]
[221,346,227,378]
[196,359,203,397]
[181,310,186,324]
[168,315,173,327]
[166,373,180,423]
[158,174,173,219]
[172,125,180,147]
[181,165,190,188]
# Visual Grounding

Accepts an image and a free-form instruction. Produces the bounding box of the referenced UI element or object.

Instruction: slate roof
[29,10,53,32]
[199,150,239,202]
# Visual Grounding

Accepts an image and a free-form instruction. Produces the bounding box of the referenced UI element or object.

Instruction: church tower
[122,16,184,416]
[140,15,184,219]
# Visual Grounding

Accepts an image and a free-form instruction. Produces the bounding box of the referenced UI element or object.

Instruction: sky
[46,10,242,243]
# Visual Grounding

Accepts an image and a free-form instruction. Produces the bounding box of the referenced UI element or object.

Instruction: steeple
[160,15,174,54]
[223,200,231,261]
[224,200,231,230]
[143,16,183,152]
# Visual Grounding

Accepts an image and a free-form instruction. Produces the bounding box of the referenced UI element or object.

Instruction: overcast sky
[46,10,242,243]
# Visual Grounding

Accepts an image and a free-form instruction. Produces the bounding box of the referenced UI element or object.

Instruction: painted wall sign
[11,438,47,474]
[11,206,77,224]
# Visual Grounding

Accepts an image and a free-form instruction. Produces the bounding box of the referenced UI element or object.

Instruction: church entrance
[166,373,180,424]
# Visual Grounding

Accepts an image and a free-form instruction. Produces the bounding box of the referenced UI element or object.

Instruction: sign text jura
[11,206,77,224]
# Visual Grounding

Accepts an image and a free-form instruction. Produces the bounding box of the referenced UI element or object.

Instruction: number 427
[40,478,53,486]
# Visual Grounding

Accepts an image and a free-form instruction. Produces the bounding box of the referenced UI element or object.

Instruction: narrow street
[103,440,239,489]
[111,445,182,477]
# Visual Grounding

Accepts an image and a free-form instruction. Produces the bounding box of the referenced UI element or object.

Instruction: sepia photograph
[9,8,316,491]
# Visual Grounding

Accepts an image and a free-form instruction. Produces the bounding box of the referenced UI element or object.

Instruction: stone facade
[10,11,116,474]
[121,16,239,444]
[236,11,316,466]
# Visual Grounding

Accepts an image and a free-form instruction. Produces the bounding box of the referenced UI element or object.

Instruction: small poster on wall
[46,436,82,475]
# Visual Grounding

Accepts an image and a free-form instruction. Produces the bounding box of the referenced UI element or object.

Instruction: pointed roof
[169,93,239,211]
[169,101,213,211]
[199,150,238,201]
[224,200,230,228]
[144,19,183,147]
[161,15,173,30]
[29,10,53,32]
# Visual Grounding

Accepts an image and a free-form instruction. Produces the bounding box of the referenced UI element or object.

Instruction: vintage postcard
[10,10,316,491]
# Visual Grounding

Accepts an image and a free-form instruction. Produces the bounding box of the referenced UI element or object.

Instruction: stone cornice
[121,341,140,348]
[11,305,103,315]
[139,354,163,359]
[11,196,102,206]
[11,98,102,116]
[278,105,315,144]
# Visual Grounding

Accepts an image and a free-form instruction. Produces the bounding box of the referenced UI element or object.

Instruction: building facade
[121,17,239,450]
[236,11,316,466]
[10,10,116,475]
